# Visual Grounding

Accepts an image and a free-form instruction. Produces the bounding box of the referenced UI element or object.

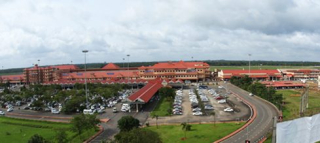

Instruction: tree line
[230,75,284,109]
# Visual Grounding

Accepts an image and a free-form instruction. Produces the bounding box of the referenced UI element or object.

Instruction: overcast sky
[1,0,320,69]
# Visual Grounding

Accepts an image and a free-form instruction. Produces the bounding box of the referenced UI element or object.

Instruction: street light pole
[127,54,130,80]
[248,54,251,77]
[82,50,89,109]
[123,58,125,70]
[38,59,40,84]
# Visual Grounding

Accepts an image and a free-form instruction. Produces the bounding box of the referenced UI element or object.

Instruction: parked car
[23,106,30,110]
[7,108,13,112]
[113,107,117,113]
[204,105,214,110]
[83,109,94,115]
[192,111,203,116]
[224,107,234,112]
[173,111,183,115]
[218,99,227,104]
[192,107,201,112]
[0,111,5,115]
[249,93,254,96]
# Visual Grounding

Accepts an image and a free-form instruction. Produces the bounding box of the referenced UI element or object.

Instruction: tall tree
[28,134,48,143]
[114,128,162,143]
[117,116,140,132]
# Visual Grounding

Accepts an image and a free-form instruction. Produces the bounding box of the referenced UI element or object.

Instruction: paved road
[221,83,278,143]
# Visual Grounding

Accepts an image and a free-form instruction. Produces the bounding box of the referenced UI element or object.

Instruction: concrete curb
[83,125,104,143]
[144,121,246,127]
[259,137,267,143]
[7,112,72,120]
[214,91,257,143]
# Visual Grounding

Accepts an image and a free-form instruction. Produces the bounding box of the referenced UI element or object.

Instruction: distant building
[279,69,320,80]
[5,61,211,85]
[218,69,282,81]
[23,64,79,84]
[0,74,25,84]
[260,81,305,89]
[138,61,211,82]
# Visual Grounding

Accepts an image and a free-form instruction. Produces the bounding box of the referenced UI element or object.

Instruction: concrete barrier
[6,112,72,120]
[83,125,104,143]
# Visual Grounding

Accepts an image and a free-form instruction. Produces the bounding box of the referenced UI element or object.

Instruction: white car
[249,93,253,96]
[218,99,227,104]
[218,86,223,89]
[224,108,234,112]
[192,108,201,112]
[52,109,61,114]
[7,108,13,112]
[0,111,5,115]
[193,111,203,116]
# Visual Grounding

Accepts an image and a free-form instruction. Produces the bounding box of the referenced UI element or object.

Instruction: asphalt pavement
[221,83,278,143]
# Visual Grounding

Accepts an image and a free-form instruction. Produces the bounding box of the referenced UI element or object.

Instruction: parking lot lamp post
[248,54,251,77]
[122,58,125,70]
[127,54,131,90]
[82,50,89,109]
[37,59,40,84]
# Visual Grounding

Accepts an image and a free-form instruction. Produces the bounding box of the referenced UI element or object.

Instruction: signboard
[62,73,69,76]
[162,80,168,87]
[107,73,114,75]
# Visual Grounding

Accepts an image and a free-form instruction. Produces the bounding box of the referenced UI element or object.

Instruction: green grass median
[0,116,98,143]
[150,96,172,117]
[144,122,245,143]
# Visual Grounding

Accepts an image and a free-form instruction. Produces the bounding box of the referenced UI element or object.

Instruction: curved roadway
[221,83,278,143]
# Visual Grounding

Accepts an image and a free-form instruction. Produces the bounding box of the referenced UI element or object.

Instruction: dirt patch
[290,94,301,97]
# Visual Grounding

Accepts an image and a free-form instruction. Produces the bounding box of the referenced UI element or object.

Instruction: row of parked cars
[188,89,203,116]
[172,90,183,115]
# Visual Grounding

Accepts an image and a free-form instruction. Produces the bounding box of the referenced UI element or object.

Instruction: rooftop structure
[260,81,305,89]
[280,69,320,80]
[138,61,211,81]
[218,69,282,81]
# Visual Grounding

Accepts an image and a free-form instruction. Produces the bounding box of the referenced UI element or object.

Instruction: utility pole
[248,54,251,77]
[82,50,89,109]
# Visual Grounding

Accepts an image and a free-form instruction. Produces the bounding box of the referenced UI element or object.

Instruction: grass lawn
[150,96,172,117]
[145,122,245,143]
[210,66,320,71]
[277,88,320,121]
[0,116,98,143]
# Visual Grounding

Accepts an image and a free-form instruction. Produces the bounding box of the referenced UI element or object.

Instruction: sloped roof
[128,78,163,103]
[102,63,120,70]
[138,61,209,70]
[53,65,79,70]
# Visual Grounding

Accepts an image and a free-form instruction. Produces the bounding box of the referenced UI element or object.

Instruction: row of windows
[144,75,198,78]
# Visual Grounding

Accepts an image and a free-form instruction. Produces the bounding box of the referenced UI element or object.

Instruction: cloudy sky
[1,0,320,69]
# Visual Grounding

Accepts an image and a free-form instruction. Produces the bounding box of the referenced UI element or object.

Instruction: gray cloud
[0,0,320,69]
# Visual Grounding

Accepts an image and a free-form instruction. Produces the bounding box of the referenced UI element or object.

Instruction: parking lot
[146,85,251,125]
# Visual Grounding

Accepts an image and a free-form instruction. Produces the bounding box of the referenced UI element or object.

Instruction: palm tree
[210,111,216,126]
[152,114,159,129]
[181,122,191,139]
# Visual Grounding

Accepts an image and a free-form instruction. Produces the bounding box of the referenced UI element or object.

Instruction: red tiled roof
[60,71,139,79]
[0,74,24,81]
[53,65,79,70]
[223,70,280,74]
[261,81,306,87]
[138,61,209,70]
[128,78,163,103]
[102,63,120,70]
